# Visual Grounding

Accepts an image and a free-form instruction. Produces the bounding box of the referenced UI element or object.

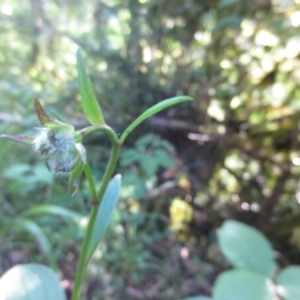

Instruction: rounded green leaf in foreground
[213,269,275,300]
[277,266,300,300]
[0,264,67,300]
[218,220,276,276]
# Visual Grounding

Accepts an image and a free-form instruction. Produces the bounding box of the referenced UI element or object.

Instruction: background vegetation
[1,0,300,299]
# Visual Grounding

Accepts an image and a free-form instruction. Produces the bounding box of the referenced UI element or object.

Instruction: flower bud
[1,99,86,196]
[33,126,81,173]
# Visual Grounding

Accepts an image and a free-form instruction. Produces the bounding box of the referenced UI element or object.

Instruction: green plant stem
[119,96,193,144]
[83,164,97,201]
[72,125,120,300]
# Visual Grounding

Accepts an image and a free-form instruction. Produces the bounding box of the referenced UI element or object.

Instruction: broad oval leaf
[120,96,193,144]
[76,48,105,125]
[277,266,300,300]
[213,269,275,300]
[0,264,67,300]
[218,220,276,277]
[86,174,122,261]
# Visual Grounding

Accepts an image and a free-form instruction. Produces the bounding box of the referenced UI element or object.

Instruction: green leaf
[120,149,140,166]
[0,264,67,300]
[218,0,238,8]
[32,164,54,184]
[34,98,54,126]
[69,157,85,196]
[3,163,31,180]
[123,172,146,200]
[135,133,158,149]
[68,143,87,196]
[0,134,34,145]
[139,153,159,176]
[76,48,105,125]
[217,220,276,277]
[86,174,122,261]
[120,96,193,144]
[154,148,174,169]
[277,266,300,300]
[13,219,55,268]
[213,269,275,300]
[22,204,82,223]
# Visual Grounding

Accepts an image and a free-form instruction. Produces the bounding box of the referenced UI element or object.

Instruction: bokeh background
[1,0,300,299]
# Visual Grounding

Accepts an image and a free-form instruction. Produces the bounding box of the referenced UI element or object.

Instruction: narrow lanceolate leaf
[69,158,85,196]
[76,48,105,125]
[86,174,121,262]
[0,134,34,145]
[68,143,87,196]
[22,204,82,223]
[0,264,67,300]
[34,98,53,125]
[14,219,55,268]
[120,96,193,144]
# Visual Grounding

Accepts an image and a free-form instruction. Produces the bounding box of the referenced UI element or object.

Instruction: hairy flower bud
[1,99,86,195]
[33,126,81,173]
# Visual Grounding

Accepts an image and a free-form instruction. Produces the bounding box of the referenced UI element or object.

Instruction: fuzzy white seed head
[32,127,80,173]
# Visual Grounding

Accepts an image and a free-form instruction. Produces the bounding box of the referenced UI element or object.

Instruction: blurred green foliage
[1,0,300,299]
[121,133,175,199]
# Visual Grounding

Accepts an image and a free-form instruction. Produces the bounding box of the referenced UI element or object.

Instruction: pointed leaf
[0,264,67,300]
[154,148,175,168]
[86,174,121,261]
[76,49,105,125]
[213,269,275,300]
[22,204,82,223]
[14,219,55,268]
[34,98,53,125]
[277,266,300,300]
[217,220,276,277]
[69,158,85,196]
[140,153,159,176]
[67,143,87,196]
[34,99,67,127]
[0,134,34,145]
[120,96,193,144]
[75,143,87,164]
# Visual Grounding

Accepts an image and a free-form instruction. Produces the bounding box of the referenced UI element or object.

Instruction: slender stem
[95,126,120,201]
[72,125,120,300]
[119,96,193,144]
